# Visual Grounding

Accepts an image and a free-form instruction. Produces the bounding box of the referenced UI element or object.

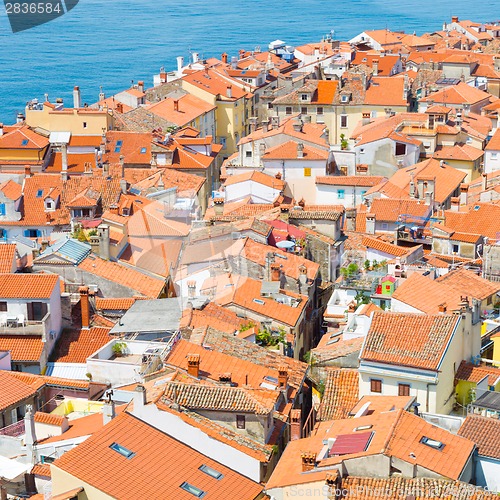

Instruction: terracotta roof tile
[95,297,137,311]
[455,361,500,386]
[421,81,495,105]
[458,414,500,459]
[368,198,431,223]
[318,368,359,421]
[0,335,44,362]
[362,235,411,257]
[361,311,460,370]
[223,170,285,190]
[78,256,166,298]
[53,412,263,499]
[50,327,110,363]
[0,180,22,200]
[0,273,58,299]
[443,202,500,240]
[0,370,37,411]
[433,144,484,162]
[31,464,51,477]
[436,268,500,301]
[7,371,90,390]
[0,245,17,273]
[316,175,385,187]
[34,412,67,426]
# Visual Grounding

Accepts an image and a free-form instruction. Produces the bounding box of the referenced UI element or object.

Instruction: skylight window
[21,139,29,146]
[253,298,265,305]
[420,436,445,450]
[199,464,223,480]
[36,189,43,198]
[110,442,135,459]
[180,482,206,498]
[114,140,123,153]
[140,147,147,153]
[116,140,123,146]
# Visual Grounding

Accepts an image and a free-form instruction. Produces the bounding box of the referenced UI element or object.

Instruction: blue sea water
[0,0,498,123]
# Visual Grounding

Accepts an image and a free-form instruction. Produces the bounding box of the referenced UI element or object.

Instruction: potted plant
[340,133,348,150]
[112,341,127,358]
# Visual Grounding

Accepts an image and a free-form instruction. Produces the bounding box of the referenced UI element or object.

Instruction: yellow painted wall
[25,104,112,134]
[0,147,48,161]
[492,337,500,366]
[51,399,104,416]
[51,465,112,500]
[443,159,479,182]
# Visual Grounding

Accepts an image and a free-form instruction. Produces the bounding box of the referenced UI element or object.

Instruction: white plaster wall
[315,185,368,208]
[476,456,500,492]
[484,150,500,174]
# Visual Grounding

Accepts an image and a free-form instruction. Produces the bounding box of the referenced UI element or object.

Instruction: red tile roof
[78,256,166,298]
[0,370,36,411]
[95,297,137,311]
[0,245,17,273]
[362,235,412,257]
[318,368,359,421]
[262,140,329,160]
[0,273,58,299]
[53,412,263,500]
[316,175,385,187]
[50,327,110,363]
[458,414,500,459]
[455,361,500,386]
[361,311,460,370]
[0,335,45,362]
[421,82,495,105]
[368,198,431,223]
[0,180,22,200]
[34,412,67,426]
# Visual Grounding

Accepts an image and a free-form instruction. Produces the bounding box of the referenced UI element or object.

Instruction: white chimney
[134,384,147,410]
[61,143,68,181]
[73,86,81,109]
[297,143,304,158]
[137,81,144,93]
[103,400,116,425]
[24,405,37,465]
[226,85,233,98]
[0,123,3,136]
[192,52,199,64]
[99,86,105,101]
[177,56,184,75]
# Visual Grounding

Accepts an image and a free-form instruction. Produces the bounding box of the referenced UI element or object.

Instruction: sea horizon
[0,0,498,122]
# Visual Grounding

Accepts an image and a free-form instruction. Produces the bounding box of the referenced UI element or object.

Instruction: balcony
[0,311,51,336]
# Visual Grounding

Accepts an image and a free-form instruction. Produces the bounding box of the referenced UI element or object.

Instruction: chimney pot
[134,384,147,409]
[290,408,301,441]
[278,366,289,388]
[301,451,317,472]
[174,99,179,112]
[187,353,200,378]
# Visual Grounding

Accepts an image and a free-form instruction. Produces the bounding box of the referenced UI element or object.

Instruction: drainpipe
[426,381,438,412]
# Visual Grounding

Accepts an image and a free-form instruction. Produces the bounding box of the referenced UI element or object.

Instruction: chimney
[187,280,196,298]
[0,123,3,136]
[16,112,25,124]
[239,49,245,59]
[192,52,200,64]
[115,102,123,114]
[262,119,270,132]
[424,191,433,206]
[249,117,257,133]
[174,99,179,112]
[221,52,228,64]
[293,120,303,133]
[226,85,233,99]
[301,451,317,472]
[187,353,200,378]
[99,86,105,101]
[297,142,304,158]
[24,405,37,464]
[119,154,125,178]
[61,143,68,181]
[73,86,81,109]
[159,68,167,83]
[120,178,128,195]
[450,196,459,211]
[177,56,184,75]
[460,183,468,205]
[278,366,289,389]
[451,15,459,23]
[365,214,375,234]
[275,171,282,180]
[290,408,301,441]
[494,56,500,72]
[98,223,110,260]
[362,112,371,126]
[102,400,116,425]
[219,373,232,385]
[231,56,238,70]
[345,208,357,231]
[79,286,90,329]
[213,197,224,216]
[40,240,49,253]
[137,81,144,93]
[271,115,280,129]
[298,198,305,208]
[24,165,31,178]
[372,58,379,76]
[270,263,281,282]
[134,384,147,410]
[409,173,415,198]
[482,173,488,192]
[438,303,447,313]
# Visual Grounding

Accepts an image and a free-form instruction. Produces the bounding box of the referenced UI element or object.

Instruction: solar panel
[329,431,373,456]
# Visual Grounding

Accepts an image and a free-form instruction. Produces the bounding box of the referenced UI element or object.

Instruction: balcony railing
[0,311,51,336]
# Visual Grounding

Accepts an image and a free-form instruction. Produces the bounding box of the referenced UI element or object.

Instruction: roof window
[109,442,135,459]
[199,464,223,480]
[36,189,44,198]
[180,482,206,498]
[420,436,445,450]
[21,139,29,146]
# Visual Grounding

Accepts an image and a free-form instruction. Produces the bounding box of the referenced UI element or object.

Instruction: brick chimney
[271,263,281,282]
[450,196,459,212]
[438,303,447,313]
[301,451,317,472]
[219,373,232,385]
[372,58,379,76]
[174,99,179,112]
[79,286,90,329]
[459,183,468,205]
[222,52,228,64]
[137,81,144,93]
[24,165,31,178]
[290,408,301,441]
[278,366,289,388]
[187,353,200,378]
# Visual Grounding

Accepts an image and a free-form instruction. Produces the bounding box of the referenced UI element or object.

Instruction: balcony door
[27,302,48,321]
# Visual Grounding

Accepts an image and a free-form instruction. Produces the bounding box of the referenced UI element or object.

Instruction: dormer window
[301,94,309,101]
[341,94,350,103]
[44,199,55,212]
